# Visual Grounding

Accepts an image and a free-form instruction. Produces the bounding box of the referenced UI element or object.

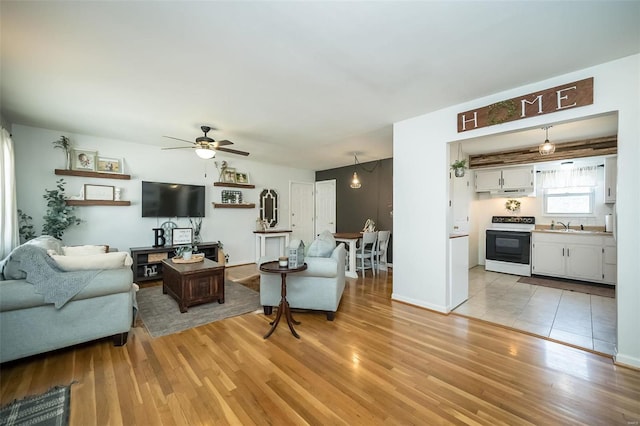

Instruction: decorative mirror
[260,189,278,228]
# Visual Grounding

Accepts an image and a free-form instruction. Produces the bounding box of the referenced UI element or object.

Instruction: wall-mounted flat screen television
[142,181,205,217]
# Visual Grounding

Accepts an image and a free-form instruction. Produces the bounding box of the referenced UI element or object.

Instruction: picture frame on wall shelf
[172,228,193,245]
[235,172,249,184]
[84,184,115,201]
[71,149,97,171]
[223,168,237,183]
[96,157,124,174]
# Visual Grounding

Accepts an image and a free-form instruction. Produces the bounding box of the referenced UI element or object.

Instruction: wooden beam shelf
[65,200,131,206]
[213,182,255,189]
[55,169,131,180]
[212,203,255,209]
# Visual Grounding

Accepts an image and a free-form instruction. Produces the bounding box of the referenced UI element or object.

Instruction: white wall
[394,55,640,368]
[12,125,314,266]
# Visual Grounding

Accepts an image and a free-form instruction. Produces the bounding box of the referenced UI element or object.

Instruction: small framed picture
[223,168,237,183]
[72,149,97,171]
[84,184,115,201]
[235,172,249,184]
[96,157,124,174]
[172,228,193,245]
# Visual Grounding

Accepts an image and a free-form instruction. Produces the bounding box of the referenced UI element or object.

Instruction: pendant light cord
[353,154,380,173]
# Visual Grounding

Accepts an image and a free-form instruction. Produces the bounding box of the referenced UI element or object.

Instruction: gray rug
[0,384,71,426]
[137,281,261,338]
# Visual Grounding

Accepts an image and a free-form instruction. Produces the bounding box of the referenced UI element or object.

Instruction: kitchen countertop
[449,233,469,239]
[532,228,612,236]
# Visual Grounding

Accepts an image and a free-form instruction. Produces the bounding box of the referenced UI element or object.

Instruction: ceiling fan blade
[213,139,234,147]
[161,146,197,150]
[162,136,195,145]
[215,147,250,156]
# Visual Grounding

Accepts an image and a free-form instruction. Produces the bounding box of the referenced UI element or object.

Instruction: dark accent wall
[316,157,393,262]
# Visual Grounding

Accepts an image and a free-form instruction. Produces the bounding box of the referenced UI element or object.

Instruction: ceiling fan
[162,126,250,159]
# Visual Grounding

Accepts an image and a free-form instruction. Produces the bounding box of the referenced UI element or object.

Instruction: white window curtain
[1,127,19,259]
[538,166,598,189]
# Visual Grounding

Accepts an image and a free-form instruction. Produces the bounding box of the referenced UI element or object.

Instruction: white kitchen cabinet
[449,235,469,310]
[474,169,502,192]
[604,156,617,203]
[474,166,533,192]
[532,232,610,284]
[603,235,617,285]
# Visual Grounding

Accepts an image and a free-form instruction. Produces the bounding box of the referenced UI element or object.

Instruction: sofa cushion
[62,245,108,256]
[50,252,132,271]
[307,230,336,257]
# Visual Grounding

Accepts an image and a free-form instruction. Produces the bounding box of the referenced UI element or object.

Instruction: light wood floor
[2,266,640,425]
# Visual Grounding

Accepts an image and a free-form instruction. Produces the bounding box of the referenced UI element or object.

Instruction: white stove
[485,216,535,276]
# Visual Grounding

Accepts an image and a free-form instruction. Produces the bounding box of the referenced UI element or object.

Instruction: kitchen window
[544,187,594,215]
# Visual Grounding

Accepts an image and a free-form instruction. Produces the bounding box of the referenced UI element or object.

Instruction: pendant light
[538,126,556,155]
[350,154,361,189]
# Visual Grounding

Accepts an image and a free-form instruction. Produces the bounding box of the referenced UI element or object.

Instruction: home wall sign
[457,77,593,133]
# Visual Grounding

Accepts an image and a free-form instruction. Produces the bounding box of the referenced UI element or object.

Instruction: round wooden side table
[259,261,308,339]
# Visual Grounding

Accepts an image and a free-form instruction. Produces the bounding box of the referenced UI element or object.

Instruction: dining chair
[373,230,391,271]
[355,231,377,277]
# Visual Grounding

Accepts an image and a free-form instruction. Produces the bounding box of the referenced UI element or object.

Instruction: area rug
[517,276,615,298]
[136,281,261,338]
[0,384,71,426]
[233,274,260,292]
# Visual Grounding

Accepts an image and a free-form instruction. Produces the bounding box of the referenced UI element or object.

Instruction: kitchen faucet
[557,221,571,231]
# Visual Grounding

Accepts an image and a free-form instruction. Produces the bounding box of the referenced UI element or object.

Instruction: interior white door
[314,179,336,236]
[289,181,315,245]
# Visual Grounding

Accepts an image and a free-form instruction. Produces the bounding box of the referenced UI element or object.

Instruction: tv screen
[142,181,205,218]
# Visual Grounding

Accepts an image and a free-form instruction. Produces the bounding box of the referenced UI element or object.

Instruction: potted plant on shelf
[52,136,72,170]
[450,159,467,177]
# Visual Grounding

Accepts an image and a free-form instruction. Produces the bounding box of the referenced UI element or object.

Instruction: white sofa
[260,243,346,320]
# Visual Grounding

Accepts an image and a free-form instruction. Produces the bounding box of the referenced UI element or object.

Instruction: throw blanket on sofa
[11,245,100,309]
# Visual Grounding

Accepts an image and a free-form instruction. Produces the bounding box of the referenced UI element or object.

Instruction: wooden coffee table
[162,258,225,313]
[259,261,307,339]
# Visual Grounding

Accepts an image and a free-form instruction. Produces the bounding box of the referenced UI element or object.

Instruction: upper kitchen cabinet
[604,156,617,203]
[474,166,534,193]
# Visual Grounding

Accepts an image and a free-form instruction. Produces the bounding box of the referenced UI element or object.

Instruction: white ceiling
[1,1,638,171]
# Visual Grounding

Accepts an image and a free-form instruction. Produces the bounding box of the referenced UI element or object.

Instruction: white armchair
[260,243,346,320]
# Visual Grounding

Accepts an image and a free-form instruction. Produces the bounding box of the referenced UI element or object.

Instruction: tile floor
[453,266,617,356]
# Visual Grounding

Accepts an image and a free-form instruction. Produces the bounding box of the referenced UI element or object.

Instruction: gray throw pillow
[307,230,336,257]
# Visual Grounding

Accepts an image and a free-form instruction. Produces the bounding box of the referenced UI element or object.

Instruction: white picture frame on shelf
[96,157,124,174]
[172,228,193,245]
[235,172,249,184]
[71,149,97,171]
[84,184,115,201]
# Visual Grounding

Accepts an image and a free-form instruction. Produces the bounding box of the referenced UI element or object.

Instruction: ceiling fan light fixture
[539,125,556,156]
[195,148,215,159]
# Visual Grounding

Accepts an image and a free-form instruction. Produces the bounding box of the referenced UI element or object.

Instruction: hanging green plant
[42,178,81,239]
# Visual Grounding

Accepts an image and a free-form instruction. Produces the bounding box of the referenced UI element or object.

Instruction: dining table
[333,232,362,278]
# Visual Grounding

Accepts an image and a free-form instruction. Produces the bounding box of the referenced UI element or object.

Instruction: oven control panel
[491,216,535,224]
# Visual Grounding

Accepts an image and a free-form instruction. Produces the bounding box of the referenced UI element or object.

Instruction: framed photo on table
[84,184,115,201]
[96,157,124,174]
[72,149,97,171]
[172,228,193,245]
